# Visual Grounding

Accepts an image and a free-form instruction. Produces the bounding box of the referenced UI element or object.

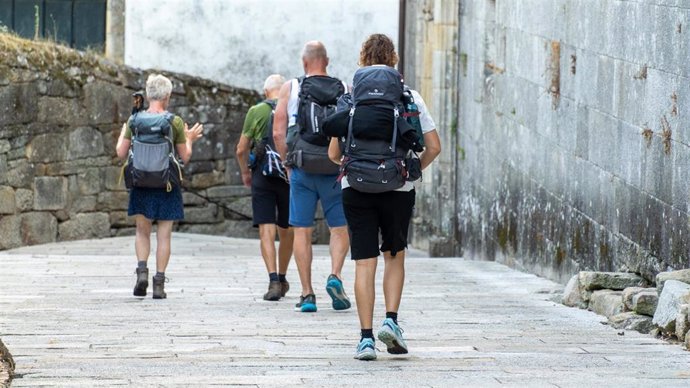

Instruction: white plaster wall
[124,0,399,91]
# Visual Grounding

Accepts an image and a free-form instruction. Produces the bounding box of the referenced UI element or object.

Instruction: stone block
[97,191,130,211]
[75,168,103,195]
[70,196,97,213]
[579,271,648,291]
[27,133,68,163]
[189,171,226,189]
[0,215,21,249]
[622,287,649,311]
[181,204,222,224]
[0,155,6,185]
[14,188,33,211]
[37,96,83,126]
[588,290,624,318]
[652,280,690,334]
[104,166,127,191]
[562,274,587,309]
[0,83,38,125]
[205,185,251,199]
[33,177,68,210]
[0,140,10,154]
[224,196,253,220]
[182,191,207,206]
[609,312,655,334]
[110,211,135,227]
[6,160,35,188]
[83,81,130,124]
[656,269,690,293]
[68,127,104,160]
[0,186,14,214]
[20,212,58,245]
[675,304,690,342]
[632,290,659,317]
[177,220,257,239]
[44,156,111,176]
[58,212,111,241]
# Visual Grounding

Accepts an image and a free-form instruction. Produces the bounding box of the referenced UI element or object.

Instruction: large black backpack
[251,100,288,182]
[340,66,419,193]
[286,75,345,175]
[122,111,183,191]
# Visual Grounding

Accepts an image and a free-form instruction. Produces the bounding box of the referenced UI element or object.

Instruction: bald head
[302,41,328,61]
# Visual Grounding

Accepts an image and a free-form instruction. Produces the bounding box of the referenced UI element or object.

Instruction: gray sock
[154,271,165,280]
[137,261,147,269]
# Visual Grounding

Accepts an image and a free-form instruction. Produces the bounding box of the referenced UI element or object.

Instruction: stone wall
[0,33,264,250]
[425,0,690,284]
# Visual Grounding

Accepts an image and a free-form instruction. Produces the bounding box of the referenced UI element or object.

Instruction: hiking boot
[152,276,167,299]
[280,280,290,297]
[326,274,351,310]
[263,281,282,301]
[377,318,408,354]
[294,294,317,312]
[133,267,148,297]
[354,337,377,361]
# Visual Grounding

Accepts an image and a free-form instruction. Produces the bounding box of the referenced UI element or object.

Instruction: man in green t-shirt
[236,74,294,301]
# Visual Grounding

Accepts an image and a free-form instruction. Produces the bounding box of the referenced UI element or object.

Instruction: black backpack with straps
[286,75,345,175]
[251,100,288,182]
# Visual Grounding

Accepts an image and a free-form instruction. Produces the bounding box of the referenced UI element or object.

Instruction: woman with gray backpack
[116,74,204,299]
[326,34,441,361]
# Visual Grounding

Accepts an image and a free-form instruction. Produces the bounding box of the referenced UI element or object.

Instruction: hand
[241,170,252,187]
[185,122,204,142]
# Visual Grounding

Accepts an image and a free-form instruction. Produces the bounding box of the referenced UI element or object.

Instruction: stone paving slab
[1,233,690,387]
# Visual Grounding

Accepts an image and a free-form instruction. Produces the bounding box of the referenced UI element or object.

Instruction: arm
[420,129,441,170]
[176,122,204,164]
[328,137,342,165]
[236,134,253,187]
[273,81,291,160]
[115,123,130,160]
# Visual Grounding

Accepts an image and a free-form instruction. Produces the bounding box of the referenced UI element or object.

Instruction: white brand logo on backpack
[368,88,384,96]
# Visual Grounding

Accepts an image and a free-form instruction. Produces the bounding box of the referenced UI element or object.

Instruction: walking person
[116,74,204,299]
[273,41,352,313]
[327,34,441,360]
[236,74,294,301]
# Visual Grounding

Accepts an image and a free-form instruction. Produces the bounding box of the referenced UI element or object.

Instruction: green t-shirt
[125,114,186,144]
[241,101,274,143]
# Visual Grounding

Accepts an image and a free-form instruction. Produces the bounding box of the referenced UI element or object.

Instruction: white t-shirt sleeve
[410,90,436,134]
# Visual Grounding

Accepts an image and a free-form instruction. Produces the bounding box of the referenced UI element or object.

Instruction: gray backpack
[340,66,412,193]
[123,112,183,191]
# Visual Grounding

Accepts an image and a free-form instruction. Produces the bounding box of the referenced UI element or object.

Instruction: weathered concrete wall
[0,33,263,250]
[403,0,460,256]
[446,0,690,284]
[123,0,399,91]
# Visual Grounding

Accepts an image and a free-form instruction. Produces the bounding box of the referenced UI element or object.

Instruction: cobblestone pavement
[1,233,689,387]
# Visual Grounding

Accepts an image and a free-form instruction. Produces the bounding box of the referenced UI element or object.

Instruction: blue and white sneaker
[354,337,377,361]
[377,318,408,354]
[294,294,317,312]
[326,274,351,310]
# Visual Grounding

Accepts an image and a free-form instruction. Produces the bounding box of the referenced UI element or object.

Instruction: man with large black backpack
[236,74,294,302]
[273,41,352,313]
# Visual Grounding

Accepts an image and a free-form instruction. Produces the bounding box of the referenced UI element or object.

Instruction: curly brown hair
[359,34,398,67]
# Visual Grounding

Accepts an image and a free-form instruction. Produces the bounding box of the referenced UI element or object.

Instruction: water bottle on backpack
[402,88,425,147]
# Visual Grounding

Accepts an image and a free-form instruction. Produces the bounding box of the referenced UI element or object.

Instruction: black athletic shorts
[251,174,290,228]
[342,187,415,260]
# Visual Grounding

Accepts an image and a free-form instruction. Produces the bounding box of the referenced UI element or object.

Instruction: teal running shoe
[377,318,408,354]
[294,294,317,312]
[354,337,377,361]
[326,274,351,310]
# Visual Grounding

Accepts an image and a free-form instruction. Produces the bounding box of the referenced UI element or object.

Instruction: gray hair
[302,41,328,61]
[145,74,173,101]
[263,74,285,92]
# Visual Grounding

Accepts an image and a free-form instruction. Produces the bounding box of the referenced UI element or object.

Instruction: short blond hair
[145,74,173,101]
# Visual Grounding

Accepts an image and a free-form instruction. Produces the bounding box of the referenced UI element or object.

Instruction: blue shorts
[289,168,346,228]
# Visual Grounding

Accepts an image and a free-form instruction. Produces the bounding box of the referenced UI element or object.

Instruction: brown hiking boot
[133,268,148,297]
[263,281,282,301]
[280,280,290,297]
[152,276,167,299]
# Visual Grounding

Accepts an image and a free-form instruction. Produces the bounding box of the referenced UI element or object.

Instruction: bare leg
[135,216,153,263]
[277,227,294,275]
[258,224,278,274]
[329,226,349,279]
[292,227,314,295]
[355,257,378,329]
[382,250,406,313]
[155,221,174,273]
